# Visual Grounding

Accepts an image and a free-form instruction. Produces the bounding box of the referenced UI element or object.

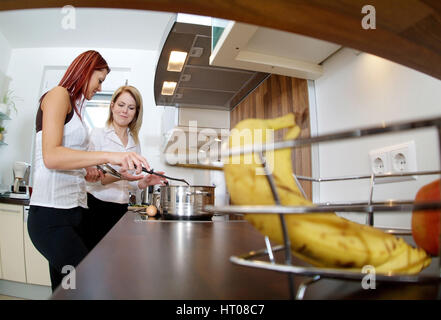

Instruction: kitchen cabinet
[0,243,2,278]
[0,203,26,282]
[23,207,51,286]
[0,202,50,286]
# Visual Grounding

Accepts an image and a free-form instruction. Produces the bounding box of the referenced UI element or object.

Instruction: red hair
[40,50,110,119]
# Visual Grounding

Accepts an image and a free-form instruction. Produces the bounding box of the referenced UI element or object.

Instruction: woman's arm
[137,172,168,189]
[41,87,149,172]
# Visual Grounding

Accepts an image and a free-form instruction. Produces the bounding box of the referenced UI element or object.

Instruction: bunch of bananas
[223,113,431,275]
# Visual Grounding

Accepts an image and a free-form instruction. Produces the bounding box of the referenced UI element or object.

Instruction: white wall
[0,47,211,189]
[0,30,11,74]
[0,30,11,186]
[314,48,441,229]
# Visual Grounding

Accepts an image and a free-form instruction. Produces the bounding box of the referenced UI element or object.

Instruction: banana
[224,113,431,275]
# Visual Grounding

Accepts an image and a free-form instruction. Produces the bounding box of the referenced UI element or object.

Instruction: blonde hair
[107,85,143,145]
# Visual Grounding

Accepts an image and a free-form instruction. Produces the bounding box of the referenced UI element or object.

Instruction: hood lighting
[167,51,188,72]
[161,81,177,95]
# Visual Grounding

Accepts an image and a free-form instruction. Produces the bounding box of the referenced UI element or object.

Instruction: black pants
[27,205,90,292]
[85,193,128,250]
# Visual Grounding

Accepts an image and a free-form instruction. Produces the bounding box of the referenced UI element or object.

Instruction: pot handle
[186,190,211,196]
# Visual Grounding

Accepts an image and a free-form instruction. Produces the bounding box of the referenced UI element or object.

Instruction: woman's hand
[108,152,150,175]
[138,171,168,189]
[85,166,105,182]
[118,168,144,181]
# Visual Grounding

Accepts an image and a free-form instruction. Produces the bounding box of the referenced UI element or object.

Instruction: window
[84,92,113,130]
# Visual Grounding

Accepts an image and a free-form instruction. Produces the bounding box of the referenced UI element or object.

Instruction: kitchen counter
[0,195,30,206]
[51,212,441,300]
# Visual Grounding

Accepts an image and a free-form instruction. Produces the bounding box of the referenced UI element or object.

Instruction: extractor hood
[154,21,269,111]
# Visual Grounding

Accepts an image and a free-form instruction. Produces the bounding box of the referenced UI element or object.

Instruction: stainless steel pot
[159,185,215,220]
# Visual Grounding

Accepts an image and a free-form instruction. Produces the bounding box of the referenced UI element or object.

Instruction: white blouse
[30,107,90,209]
[86,125,142,204]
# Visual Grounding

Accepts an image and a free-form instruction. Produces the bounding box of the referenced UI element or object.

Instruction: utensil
[98,164,189,186]
[142,167,189,186]
[96,164,122,179]
[132,164,189,185]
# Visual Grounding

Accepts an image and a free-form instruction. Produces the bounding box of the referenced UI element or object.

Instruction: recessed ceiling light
[161,81,177,95]
[189,47,204,58]
[167,51,188,72]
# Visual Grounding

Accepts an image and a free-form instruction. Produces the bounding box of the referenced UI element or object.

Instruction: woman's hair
[40,50,110,118]
[107,85,143,145]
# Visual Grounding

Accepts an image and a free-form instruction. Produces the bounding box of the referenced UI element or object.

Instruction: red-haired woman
[28,50,149,292]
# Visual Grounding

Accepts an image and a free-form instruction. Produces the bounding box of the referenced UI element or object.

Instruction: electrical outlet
[369,150,389,175]
[389,141,417,176]
[369,141,417,184]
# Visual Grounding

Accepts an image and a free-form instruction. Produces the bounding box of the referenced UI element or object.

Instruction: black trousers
[27,205,90,292]
[85,193,128,250]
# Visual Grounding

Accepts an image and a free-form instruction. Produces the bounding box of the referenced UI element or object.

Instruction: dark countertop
[0,195,30,206]
[51,212,441,300]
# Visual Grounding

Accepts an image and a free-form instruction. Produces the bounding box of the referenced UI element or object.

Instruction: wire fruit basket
[201,117,441,299]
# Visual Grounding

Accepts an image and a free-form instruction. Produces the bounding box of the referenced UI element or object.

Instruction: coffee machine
[10,161,31,199]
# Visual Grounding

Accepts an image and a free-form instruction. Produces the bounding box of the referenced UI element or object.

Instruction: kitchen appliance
[10,161,31,199]
[160,185,215,220]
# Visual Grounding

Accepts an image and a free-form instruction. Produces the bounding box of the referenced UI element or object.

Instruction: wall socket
[368,141,417,184]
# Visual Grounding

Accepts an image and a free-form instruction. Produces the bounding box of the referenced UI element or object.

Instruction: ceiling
[2,1,439,80]
[154,22,268,110]
[0,8,176,51]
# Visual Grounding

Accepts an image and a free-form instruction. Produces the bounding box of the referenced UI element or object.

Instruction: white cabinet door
[23,207,51,286]
[0,203,26,283]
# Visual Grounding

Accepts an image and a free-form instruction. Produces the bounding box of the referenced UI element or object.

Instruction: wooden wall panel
[230,74,312,204]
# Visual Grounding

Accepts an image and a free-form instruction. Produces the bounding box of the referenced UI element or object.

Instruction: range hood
[154,22,269,111]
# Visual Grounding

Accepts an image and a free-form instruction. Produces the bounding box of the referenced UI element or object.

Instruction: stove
[132,211,226,222]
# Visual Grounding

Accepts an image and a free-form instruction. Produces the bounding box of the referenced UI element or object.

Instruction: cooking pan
[137,166,215,219]
[160,185,215,220]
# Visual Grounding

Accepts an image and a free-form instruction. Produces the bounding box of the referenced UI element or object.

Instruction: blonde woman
[85,85,166,249]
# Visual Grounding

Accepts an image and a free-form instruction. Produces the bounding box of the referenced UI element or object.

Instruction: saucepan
[136,165,216,219]
[159,185,215,220]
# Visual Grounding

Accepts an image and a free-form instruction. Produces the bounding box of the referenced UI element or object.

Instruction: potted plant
[0,89,18,115]
[0,126,5,142]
